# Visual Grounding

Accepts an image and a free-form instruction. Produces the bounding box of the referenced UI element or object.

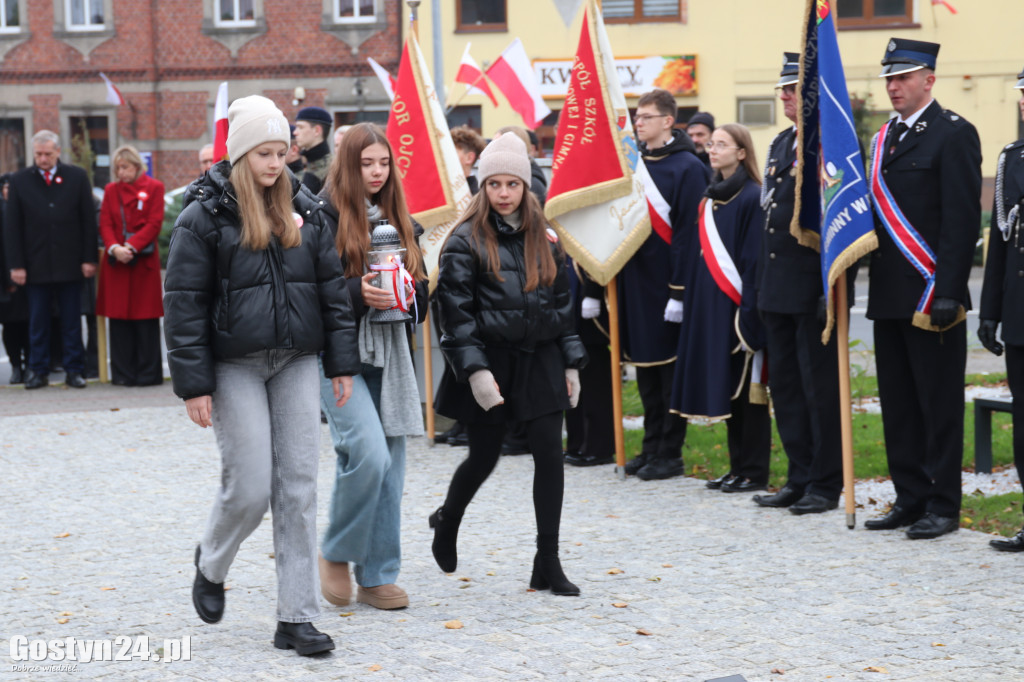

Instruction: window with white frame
[66,0,104,30]
[335,0,374,23]
[0,0,21,32]
[216,0,255,26]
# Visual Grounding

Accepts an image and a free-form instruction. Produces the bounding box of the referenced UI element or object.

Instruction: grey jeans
[196,350,321,623]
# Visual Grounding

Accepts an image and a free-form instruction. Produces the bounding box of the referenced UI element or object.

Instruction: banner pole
[607,275,626,480]
[836,272,856,529]
[96,248,108,383]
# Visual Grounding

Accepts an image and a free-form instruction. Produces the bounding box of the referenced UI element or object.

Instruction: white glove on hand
[581,297,601,320]
[664,298,683,323]
[565,368,581,409]
[469,369,504,411]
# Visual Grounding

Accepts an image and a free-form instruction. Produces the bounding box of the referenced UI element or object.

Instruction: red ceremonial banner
[386,37,451,221]
[546,14,631,207]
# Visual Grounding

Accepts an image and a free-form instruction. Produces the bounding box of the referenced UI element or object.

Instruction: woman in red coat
[96,145,165,386]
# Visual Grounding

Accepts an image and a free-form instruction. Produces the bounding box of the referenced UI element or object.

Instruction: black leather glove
[978,319,1004,356]
[929,297,959,328]
[816,295,828,325]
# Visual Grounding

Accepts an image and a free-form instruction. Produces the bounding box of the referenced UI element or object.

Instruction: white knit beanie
[477,133,532,186]
[226,95,290,164]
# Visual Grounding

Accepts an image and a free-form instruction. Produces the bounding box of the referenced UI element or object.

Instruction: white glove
[581,297,601,320]
[664,298,683,323]
[469,369,504,411]
[565,368,581,409]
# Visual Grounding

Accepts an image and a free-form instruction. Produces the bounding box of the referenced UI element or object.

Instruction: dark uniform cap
[687,111,715,131]
[295,106,333,125]
[1015,65,1024,90]
[777,52,800,88]
[879,38,939,77]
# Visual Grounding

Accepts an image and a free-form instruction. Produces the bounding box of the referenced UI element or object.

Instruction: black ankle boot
[192,545,225,624]
[273,621,335,656]
[9,360,24,384]
[428,506,462,573]
[529,534,580,596]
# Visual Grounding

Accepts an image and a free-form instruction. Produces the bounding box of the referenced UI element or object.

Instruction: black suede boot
[428,506,462,573]
[529,534,580,596]
[273,621,335,656]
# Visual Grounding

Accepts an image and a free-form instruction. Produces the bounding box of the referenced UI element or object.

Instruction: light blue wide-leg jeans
[319,360,406,587]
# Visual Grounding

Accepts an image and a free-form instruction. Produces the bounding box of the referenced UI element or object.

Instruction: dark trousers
[25,282,85,376]
[726,370,771,482]
[1005,344,1024,518]
[109,318,163,386]
[636,362,687,461]
[443,412,565,536]
[874,319,965,517]
[2,320,29,367]
[566,343,614,457]
[763,311,843,499]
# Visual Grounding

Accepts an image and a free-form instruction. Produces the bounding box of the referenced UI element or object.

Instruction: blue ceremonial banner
[794,0,878,341]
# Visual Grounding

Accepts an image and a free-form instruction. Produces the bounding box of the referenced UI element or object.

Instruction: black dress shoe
[65,372,87,389]
[905,513,959,540]
[789,493,839,515]
[636,457,684,480]
[24,371,48,390]
[564,452,614,467]
[753,484,804,507]
[624,453,650,476]
[273,621,335,656]
[706,473,737,490]
[192,546,225,624]
[864,505,924,530]
[721,477,767,493]
[990,527,1024,552]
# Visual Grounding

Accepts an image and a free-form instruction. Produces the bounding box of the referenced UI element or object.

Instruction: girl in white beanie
[430,133,588,595]
[164,95,360,655]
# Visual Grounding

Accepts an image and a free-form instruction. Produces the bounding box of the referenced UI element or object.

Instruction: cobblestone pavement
[2,383,1023,681]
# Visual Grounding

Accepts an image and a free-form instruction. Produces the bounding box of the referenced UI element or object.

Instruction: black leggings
[443,411,565,536]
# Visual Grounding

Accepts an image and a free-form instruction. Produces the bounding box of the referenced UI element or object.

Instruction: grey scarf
[358,198,423,437]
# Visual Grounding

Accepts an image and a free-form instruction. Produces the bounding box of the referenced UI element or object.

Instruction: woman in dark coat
[96,145,165,385]
[0,173,30,383]
[430,133,587,595]
[163,96,359,656]
[671,123,771,493]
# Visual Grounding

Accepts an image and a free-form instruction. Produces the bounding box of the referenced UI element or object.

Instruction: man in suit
[979,66,1024,552]
[4,130,98,389]
[752,53,843,515]
[863,39,982,538]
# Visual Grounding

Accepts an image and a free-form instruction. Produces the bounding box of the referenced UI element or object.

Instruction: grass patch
[961,491,1023,537]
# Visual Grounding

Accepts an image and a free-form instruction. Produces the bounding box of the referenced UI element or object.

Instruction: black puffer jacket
[163,161,359,400]
[436,212,586,382]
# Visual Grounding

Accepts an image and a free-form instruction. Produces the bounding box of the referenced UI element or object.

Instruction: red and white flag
[454,43,498,107]
[367,57,398,102]
[931,0,957,13]
[543,0,651,285]
[386,34,472,290]
[99,72,124,106]
[485,38,551,129]
[212,82,229,162]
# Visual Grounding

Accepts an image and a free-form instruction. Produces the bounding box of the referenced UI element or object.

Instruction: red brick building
[0,0,400,190]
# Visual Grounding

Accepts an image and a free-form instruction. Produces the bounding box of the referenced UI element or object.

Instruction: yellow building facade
[405,0,1024,178]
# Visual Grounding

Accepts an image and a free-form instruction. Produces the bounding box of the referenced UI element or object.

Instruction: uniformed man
[979,66,1024,552]
[751,53,843,514]
[863,38,982,539]
[293,106,334,194]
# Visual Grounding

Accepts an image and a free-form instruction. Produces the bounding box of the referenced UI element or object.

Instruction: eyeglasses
[708,142,740,151]
[779,84,797,95]
[634,114,670,124]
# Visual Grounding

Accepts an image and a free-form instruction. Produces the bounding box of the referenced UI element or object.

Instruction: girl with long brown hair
[430,133,587,596]
[316,122,427,612]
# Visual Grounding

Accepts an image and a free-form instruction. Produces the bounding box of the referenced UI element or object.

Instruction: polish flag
[212,82,229,162]
[367,57,397,102]
[99,72,124,106]
[485,39,551,129]
[455,43,498,107]
[931,0,957,13]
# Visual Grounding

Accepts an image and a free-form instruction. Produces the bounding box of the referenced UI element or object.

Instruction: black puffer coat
[436,213,586,382]
[163,161,359,400]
